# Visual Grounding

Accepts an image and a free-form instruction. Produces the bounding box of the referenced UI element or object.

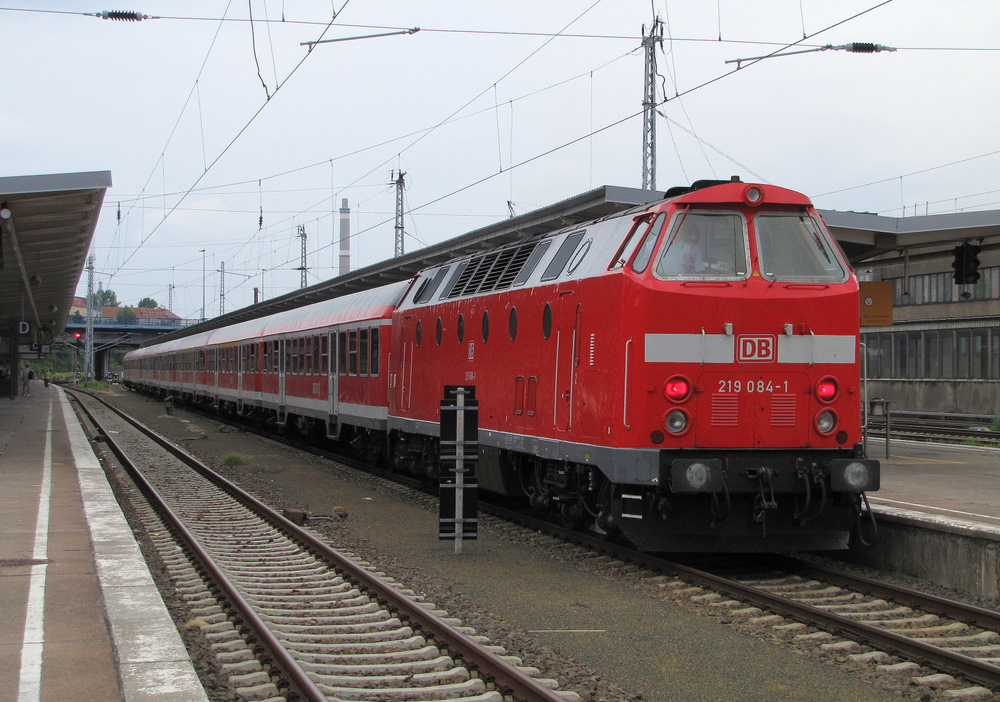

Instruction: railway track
[94,385,1000,698]
[868,415,1000,447]
[483,504,1000,698]
[67,388,575,702]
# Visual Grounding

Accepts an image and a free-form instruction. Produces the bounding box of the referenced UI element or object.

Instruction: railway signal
[951,243,981,285]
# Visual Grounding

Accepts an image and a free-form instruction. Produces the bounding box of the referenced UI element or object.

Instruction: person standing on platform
[21,363,32,396]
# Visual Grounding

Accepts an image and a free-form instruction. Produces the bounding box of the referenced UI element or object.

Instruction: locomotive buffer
[439,386,478,553]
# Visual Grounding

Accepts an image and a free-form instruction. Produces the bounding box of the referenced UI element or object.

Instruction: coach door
[327,331,339,439]
[211,347,220,408]
[277,337,287,424]
[237,343,245,414]
[554,299,580,432]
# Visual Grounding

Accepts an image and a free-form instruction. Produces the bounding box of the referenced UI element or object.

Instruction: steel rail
[71,389,568,702]
[69,391,328,701]
[483,503,1000,691]
[768,554,1000,632]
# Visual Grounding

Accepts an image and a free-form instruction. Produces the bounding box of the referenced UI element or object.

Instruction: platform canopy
[0,171,112,345]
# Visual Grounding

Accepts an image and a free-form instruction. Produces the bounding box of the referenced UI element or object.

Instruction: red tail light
[664,376,691,403]
[816,377,838,403]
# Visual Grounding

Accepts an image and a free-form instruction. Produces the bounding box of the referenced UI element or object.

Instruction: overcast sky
[2,1,998,319]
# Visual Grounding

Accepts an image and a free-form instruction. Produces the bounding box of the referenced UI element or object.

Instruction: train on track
[123,179,880,552]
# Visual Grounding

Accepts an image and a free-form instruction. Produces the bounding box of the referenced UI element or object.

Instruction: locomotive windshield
[653,211,750,280]
[755,213,848,283]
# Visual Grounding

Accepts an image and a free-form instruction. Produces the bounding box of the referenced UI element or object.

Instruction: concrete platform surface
[0,384,207,702]
[865,436,1000,527]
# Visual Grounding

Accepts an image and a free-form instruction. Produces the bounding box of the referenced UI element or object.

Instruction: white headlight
[665,409,689,434]
[815,410,837,435]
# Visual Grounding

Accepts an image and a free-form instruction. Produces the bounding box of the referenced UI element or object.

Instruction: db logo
[738,335,775,363]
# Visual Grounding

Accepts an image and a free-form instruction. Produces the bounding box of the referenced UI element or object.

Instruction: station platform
[864,436,1000,528]
[0,383,207,702]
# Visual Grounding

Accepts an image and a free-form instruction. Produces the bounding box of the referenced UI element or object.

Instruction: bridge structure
[61,316,193,379]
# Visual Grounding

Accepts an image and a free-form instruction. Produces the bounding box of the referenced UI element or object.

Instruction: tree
[90,288,119,308]
[137,297,158,309]
[115,307,137,324]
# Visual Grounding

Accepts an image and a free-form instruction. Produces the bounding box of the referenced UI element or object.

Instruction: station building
[823,209,1000,418]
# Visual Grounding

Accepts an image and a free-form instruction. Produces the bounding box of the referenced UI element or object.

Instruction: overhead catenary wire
[112,2,350,278]
[118,0,907,313]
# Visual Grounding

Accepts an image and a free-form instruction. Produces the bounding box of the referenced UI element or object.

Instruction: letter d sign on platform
[18,321,30,336]
[738,335,775,363]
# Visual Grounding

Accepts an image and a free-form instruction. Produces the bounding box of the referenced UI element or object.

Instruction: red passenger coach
[388,179,879,552]
[124,281,410,443]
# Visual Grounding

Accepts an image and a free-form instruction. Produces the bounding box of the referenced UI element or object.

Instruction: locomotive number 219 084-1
[717,379,790,394]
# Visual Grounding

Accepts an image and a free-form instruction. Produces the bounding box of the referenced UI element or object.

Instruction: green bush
[221,453,247,467]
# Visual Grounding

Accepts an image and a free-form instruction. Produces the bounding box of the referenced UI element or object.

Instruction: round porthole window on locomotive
[415,320,422,346]
[457,313,465,343]
[542,303,552,339]
[435,318,443,346]
[481,311,489,343]
[509,307,518,341]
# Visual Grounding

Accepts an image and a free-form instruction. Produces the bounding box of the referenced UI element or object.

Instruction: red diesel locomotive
[124,179,879,552]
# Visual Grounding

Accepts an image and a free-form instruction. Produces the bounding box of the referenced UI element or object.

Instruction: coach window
[360,328,370,376]
[457,314,465,343]
[249,343,256,373]
[482,311,490,343]
[509,307,518,341]
[370,328,380,376]
[348,330,358,375]
[321,334,329,375]
[338,331,347,375]
[631,212,666,274]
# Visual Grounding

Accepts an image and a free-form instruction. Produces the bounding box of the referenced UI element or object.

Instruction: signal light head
[815,377,838,403]
[664,375,691,403]
[73,332,82,339]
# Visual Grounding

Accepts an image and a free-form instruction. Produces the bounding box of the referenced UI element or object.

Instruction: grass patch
[77,380,109,391]
[991,415,1000,433]
[221,453,248,467]
[963,438,981,447]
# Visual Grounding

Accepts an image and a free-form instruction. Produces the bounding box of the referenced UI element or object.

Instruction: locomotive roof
[140,185,665,348]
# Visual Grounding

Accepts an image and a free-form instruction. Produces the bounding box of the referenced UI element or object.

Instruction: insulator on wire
[843,42,896,53]
[96,10,151,21]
